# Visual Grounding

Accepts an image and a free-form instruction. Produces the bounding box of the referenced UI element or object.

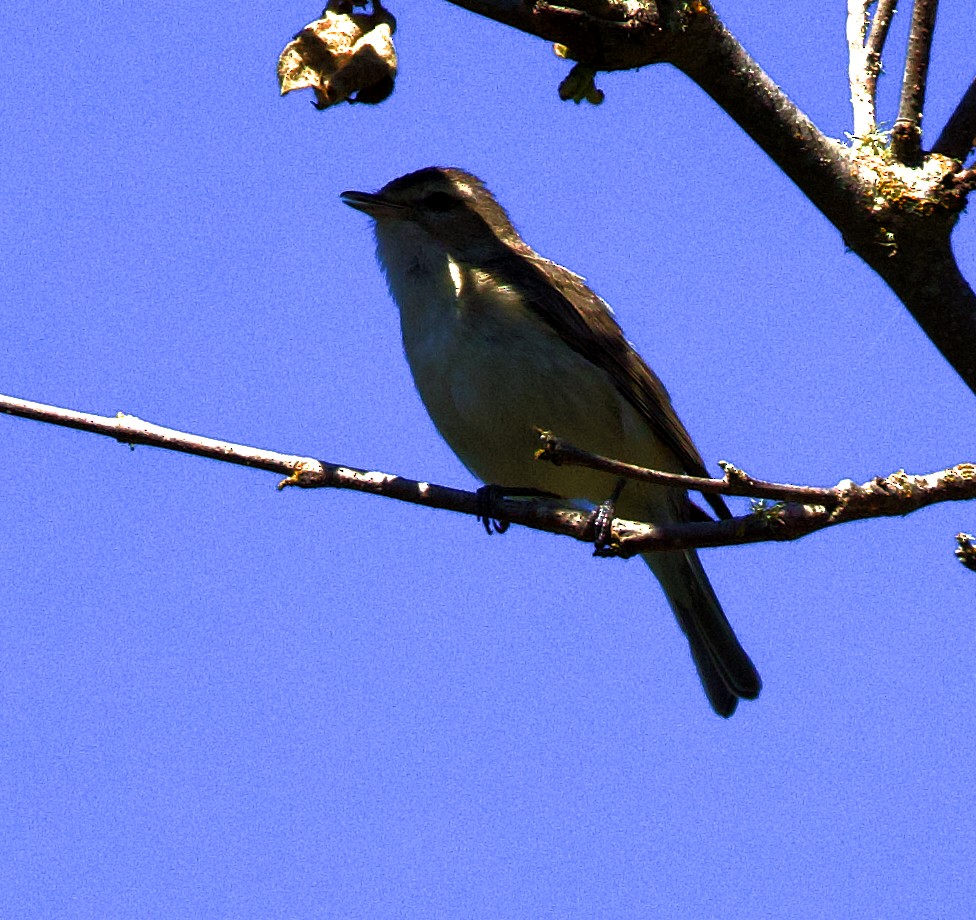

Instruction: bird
[341,166,761,717]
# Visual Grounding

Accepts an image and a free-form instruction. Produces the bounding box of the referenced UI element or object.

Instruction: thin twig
[848,0,898,141]
[891,0,939,164]
[847,0,875,139]
[932,76,976,161]
[535,430,841,506]
[866,0,898,62]
[0,392,593,540]
[864,0,898,129]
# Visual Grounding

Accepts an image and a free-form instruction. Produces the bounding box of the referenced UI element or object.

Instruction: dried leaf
[278,1,397,109]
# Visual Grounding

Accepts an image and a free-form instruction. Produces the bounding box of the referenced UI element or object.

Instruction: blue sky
[2,2,975,917]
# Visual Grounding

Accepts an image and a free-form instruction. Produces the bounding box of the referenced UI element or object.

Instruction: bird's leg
[589,478,627,557]
[475,485,560,535]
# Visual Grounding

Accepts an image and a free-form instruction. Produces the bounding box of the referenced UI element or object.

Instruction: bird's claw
[475,485,562,535]
[476,485,511,535]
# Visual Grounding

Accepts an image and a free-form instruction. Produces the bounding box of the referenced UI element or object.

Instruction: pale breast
[394,259,646,498]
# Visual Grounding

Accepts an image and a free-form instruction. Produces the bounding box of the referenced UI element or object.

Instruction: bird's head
[342,167,528,264]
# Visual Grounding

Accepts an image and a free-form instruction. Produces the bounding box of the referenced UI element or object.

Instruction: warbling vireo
[342,167,761,717]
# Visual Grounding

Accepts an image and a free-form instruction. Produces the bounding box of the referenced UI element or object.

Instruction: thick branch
[444,0,663,67]
[2,393,974,561]
[446,2,854,220]
[444,1,685,71]
[932,76,976,161]
[858,234,976,390]
[673,12,869,233]
[891,0,938,165]
[671,10,976,390]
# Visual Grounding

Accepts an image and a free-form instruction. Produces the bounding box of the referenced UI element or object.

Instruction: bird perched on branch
[342,166,761,716]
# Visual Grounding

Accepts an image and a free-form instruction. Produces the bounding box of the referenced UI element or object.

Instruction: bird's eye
[422,191,458,212]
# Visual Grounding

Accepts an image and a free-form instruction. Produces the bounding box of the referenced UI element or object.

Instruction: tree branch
[865,0,898,69]
[535,430,842,506]
[673,11,857,227]
[615,464,976,555]
[848,0,876,139]
[0,392,590,539]
[672,10,976,390]
[932,75,976,161]
[891,0,939,165]
[3,393,974,563]
[848,0,897,139]
[445,0,688,71]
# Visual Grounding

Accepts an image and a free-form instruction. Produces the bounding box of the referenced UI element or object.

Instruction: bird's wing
[486,250,731,521]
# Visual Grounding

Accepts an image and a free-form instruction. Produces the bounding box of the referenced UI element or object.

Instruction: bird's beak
[340,190,406,219]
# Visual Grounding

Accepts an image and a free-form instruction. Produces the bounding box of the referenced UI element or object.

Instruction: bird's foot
[588,478,627,557]
[475,485,560,536]
[476,485,510,535]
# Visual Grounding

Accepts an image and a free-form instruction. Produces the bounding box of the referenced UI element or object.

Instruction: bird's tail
[642,549,761,717]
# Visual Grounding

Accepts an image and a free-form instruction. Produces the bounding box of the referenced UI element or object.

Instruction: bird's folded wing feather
[485,250,731,521]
